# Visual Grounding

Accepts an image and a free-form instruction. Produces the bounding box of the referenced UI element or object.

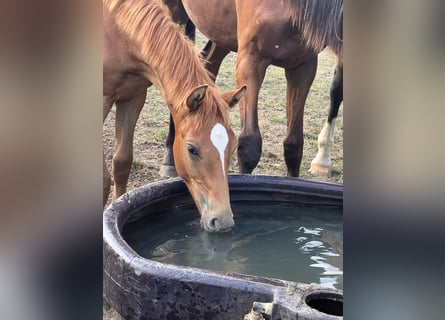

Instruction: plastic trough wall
[103,174,343,319]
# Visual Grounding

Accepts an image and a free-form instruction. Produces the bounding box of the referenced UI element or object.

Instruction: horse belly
[182,0,238,51]
[255,22,315,68]
[218,0,312,68]
[268,42,316,69]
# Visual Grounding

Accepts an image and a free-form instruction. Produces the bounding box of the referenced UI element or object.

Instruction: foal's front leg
[112,91,146,200]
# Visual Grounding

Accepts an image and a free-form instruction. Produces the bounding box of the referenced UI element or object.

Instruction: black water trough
[103,175,343,319]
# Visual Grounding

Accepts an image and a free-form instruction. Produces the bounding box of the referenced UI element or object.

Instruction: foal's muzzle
[201,212,235,232]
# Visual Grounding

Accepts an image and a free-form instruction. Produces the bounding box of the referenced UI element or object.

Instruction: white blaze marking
[210,123,229,176]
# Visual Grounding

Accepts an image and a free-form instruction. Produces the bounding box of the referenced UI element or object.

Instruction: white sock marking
[210,123,229,176]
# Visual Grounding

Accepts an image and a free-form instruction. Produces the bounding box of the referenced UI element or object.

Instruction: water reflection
[294,226,343,289]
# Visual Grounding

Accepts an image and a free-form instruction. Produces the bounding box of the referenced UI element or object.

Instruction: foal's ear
[186,84,208,112]
[222,85,246,108]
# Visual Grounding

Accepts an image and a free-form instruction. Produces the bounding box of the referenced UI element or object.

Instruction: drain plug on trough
[243,301,273,320]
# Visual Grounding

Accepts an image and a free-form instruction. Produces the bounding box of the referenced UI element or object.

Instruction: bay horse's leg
[309,62,343,177]
[103,97,114,207]
[159,114,177,178]
[185,19,195,42]
[284,55,318,177]
[112,90,146,200]
[200,41,231,81]
[160,42,230,177]
[159,18,199,178]
[235,51,269,173]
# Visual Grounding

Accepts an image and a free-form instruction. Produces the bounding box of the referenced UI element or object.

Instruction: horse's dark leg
[185,19,195,42]
[200,40,213,59]
[200,41,231,81]
[284,55,318,177]
[161,41,230,178]
[235,50,269,173]
[328,63,343,122]
[159,114,178,177]
[112,90,146,200]
[160,18,196,178]
[309,62,343,177]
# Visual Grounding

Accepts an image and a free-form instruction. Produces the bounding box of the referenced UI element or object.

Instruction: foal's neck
[110,0,212,109]
[135,5,211,108]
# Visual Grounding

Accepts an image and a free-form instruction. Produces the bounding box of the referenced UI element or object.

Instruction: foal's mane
[287,0,343,59]
[104,0,229,128]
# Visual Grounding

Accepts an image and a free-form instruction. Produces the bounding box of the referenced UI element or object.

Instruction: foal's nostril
[207,216,234,232]
[208,217,220,230]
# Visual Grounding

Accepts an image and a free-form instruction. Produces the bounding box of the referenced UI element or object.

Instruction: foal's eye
[187,143,199,158]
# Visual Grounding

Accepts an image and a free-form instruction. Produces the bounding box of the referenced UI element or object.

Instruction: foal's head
[172,84,246,232]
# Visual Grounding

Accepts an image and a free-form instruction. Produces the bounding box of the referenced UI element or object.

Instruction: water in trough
[122,197,343,290]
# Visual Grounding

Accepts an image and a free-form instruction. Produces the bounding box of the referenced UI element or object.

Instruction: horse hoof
[309,162,331,178]
[159,165,178,178]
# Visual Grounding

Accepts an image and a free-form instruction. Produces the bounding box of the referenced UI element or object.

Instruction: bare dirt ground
[103,32,343,319]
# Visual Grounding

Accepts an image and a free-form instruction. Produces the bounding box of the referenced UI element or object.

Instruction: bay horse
[161,0,343,178]
[103,0,246,232]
